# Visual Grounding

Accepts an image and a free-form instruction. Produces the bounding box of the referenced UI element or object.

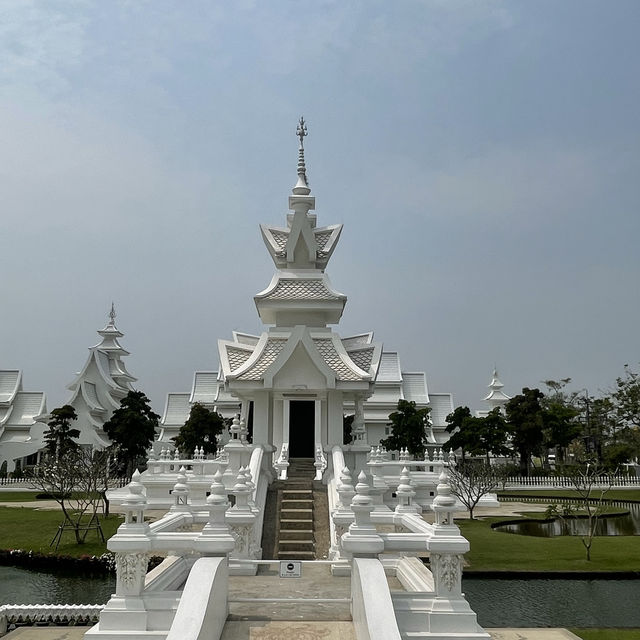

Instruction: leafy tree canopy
[505,387,546,475]
[103,390,159,474]
[43,405,80,457]
[444,406,511,464]
[172,403,226,456]
[380,399,431,459]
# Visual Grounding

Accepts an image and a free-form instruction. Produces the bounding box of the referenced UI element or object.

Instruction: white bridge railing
[0,604,103,635]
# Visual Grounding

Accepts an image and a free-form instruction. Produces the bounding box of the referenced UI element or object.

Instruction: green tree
[540,380,582,465]
[505,388,546,476]
[172,403,226,456]
[380,400,431,459]
[103,390,159,476]
[448,461,499,520]
[444,407,511,465]
[43,405,80,457]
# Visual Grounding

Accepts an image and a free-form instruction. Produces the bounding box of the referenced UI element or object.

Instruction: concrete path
[2,627,584,639]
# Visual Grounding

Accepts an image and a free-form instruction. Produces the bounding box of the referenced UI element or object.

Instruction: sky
[1,0,639,416]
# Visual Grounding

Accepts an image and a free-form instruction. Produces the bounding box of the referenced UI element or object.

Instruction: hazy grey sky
[1,0,639,415]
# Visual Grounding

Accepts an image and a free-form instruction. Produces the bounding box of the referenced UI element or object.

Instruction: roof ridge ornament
[292,116,311,196]
[109,302,116,326]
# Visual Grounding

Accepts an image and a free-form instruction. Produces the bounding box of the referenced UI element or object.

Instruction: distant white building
[0,370,47,474]
[159,120,453,456]
[475,368,511,417]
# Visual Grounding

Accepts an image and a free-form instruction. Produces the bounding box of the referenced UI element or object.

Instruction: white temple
[0,370,47,474]
[1,306,138,470]
[159,117,453,458]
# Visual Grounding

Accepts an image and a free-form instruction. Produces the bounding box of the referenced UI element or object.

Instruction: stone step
[278,540,315,552]
[281,508,313,519]
[282,499,314,509]
[280,518,314,530]
[279,529,314,540]
[277,550,316,560]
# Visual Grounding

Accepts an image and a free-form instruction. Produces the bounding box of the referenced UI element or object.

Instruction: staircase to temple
[276,458,317,560]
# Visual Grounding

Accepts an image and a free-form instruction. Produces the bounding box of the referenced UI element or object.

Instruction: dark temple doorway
[288,400,315,458]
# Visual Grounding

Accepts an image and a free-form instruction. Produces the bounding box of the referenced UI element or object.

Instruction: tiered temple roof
[0,370,47,472]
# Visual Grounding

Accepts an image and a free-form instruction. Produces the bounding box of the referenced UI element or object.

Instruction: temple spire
[293,116,310,196]
[108,302,116,327]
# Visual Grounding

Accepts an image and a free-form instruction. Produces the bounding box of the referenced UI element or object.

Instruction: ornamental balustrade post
[223,415,250,489]
[331,467,356,570]
[395,466,418,515]
[427,463,484,635]
[366,447,390,512]
[341,472,384,559]
[195,471,236,557]
[169,467,190,513]
[226,469,258,572]
[101,470,152,631]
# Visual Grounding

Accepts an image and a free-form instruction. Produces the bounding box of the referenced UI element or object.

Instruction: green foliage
[505,388,546,475]
[380,400,431,458]
[43,405,80,456]
[172,403,226,456]
[103,390,159,474]
[444,407,511,464]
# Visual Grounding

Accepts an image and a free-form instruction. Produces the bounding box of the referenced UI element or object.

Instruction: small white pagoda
[160,119,453,458]
[475,368,511,417]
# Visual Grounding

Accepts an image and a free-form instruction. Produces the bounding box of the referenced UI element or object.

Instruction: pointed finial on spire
[109,302,116,325]
[293,116,311,196]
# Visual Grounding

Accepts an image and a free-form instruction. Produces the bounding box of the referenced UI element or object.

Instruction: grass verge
[0,491,40,502]
[0,506,122,557]
[458,515,640,572]
[570,630,640,640]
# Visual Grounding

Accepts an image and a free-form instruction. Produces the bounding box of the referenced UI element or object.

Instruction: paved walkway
[2,626,583,639]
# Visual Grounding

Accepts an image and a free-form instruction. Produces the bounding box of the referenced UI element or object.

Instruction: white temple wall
[249,391,270,447]
[327,390,343,446]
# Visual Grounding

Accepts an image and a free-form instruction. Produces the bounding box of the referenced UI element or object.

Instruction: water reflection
[0,566,114,605]
[495,503,640,537]
[463,578,640,628]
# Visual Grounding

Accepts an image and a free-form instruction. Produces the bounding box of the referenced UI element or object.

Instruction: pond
[463,577,640,628]
[2,565,640,629]
[0,565,114,606]
[494,502,640,537]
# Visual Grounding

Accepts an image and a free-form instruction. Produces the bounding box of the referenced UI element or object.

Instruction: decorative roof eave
[0,405,14,426]
[314,224,343,268]
[484,389,512,402]
[80,382,107,415]
[255,272,347,303]
[0,370,22,405]
[218,338,262,379]
[263,328,337,388]
[315,333,373,382]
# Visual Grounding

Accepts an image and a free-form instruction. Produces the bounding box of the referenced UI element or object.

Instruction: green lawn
[571,630,640,640]
[0,491,40,502]
[458,515,640,571]
[0,506,122,557]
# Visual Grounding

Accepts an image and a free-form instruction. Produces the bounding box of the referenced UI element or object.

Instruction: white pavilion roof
[2,392,46,426]
[161,393,191,426]
[377,352,403,383]
[190,371,220,404]
[402,372,429,403]
[0,370,21,405]
[428,393,454,427]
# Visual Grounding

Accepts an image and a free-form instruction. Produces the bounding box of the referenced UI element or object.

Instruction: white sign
[279,560,302,578]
